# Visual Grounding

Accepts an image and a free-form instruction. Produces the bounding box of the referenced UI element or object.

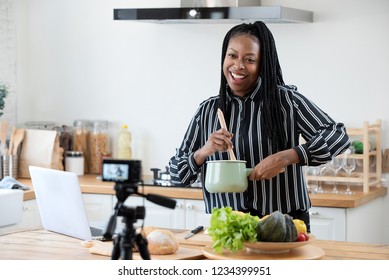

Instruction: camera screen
[102,162,130,182]
[102,159,142,184]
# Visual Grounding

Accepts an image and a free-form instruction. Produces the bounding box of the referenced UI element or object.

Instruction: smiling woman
[223,34,260,97]
[169,21,350,232]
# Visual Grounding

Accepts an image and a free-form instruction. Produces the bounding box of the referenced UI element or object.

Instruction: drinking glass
[328,157,343,194]
[318,163,332,193]
[306,166,320,193]
[342,154,356,195]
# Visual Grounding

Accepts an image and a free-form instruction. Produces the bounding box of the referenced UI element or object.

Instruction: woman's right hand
[193,128,234,166]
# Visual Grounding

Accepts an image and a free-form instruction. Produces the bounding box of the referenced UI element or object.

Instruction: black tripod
[104,182,176,260]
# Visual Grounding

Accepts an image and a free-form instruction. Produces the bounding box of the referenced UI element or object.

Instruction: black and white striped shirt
[169,84,350,215]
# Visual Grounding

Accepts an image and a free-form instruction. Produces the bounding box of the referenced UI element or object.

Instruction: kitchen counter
[17,175,387,208]
[0,228,388,260]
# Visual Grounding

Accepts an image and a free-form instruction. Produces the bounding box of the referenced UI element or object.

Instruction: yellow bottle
[117,124,132,159]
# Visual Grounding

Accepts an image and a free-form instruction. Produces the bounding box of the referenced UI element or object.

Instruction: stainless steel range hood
[113,0,313,24]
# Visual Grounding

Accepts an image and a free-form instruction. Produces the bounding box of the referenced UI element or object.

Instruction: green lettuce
[208,207,259,253]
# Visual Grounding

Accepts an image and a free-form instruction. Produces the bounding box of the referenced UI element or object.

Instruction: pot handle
[246,168,253,177]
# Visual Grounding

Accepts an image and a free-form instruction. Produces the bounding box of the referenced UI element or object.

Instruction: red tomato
[296,233,309,242]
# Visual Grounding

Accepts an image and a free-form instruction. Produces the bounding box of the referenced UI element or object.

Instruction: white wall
[0,0,17,125]
[12,0,389,243]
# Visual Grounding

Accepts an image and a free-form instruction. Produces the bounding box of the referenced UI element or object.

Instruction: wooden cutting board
[83,240,205,260]
[175,231,213,247]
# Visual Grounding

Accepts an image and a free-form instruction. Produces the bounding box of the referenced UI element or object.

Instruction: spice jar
[89,120,110,174]
[65,151,84,176]
[73,120,91,174]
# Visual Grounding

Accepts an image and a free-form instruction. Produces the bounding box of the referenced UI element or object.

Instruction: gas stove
[142,178,201,188]
[145,167,202,188]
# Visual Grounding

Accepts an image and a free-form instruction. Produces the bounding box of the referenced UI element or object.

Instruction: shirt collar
[226,77,262,102]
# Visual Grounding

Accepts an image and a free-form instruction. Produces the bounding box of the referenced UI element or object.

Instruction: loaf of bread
[146,229,179,255]
[134,226,178,255]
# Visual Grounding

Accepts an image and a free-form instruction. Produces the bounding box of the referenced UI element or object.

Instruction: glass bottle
[73,119,92,174]
[89,120,110,174]
[117,124,132,159]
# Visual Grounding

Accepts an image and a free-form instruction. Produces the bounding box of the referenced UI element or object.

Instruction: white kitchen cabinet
[182,199,211,230]
[309,207,346,241]
[346,196,383,244]
[166,198,211,230]
[82,194,113,228]
[115,196,210,231]
[310,196,384,243]
[0,199,42,235]
[20,199,42,229]
[114,195,181,230]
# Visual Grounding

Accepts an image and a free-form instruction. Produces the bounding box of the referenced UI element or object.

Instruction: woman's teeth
[231,72,245,79]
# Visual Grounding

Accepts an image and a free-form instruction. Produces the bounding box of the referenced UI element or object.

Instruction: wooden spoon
[8,126,16,156]
[12,128,25,156]
[0,121,8,154]
[217,108,237,160]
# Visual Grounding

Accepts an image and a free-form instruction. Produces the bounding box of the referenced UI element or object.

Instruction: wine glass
[342,153,356,195]
[328,157,343,194]
[318,163,331,193]
[306,166,320,193]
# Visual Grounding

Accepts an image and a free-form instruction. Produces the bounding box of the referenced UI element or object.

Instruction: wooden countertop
[0,229,388,260]
[309,185,387,208]
[17,175,387,208]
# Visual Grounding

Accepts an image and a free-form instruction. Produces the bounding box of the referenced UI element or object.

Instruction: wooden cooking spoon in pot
[217,108,237,160]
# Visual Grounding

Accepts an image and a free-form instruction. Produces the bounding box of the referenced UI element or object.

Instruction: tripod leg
[120,238,134,260]
[111,236,121,260]
[136,233,151,260]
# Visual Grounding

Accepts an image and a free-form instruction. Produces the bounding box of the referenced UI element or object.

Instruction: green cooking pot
[204,160,253,193]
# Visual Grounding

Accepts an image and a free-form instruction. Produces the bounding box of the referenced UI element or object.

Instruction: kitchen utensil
[217,108,236,160]
[11,128,25,156]
[2,154,19,178]
[8,126,16,156]
[204,160,252,193]
[184,225,204,239]
[0,121,8,154]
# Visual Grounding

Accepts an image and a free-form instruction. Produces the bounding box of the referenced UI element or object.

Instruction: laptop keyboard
[90,226,104,237]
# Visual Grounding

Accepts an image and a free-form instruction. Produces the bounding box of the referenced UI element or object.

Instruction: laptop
[29,165,107,241]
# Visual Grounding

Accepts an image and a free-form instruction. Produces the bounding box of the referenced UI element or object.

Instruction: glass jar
[65,151,84,176]
[89,120,110,174]
[73,120,92,174]
[54,125,73,168]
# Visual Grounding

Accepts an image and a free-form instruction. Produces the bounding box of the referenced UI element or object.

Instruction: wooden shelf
[307,120,382,193]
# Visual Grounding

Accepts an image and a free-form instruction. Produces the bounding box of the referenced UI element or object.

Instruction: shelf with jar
[306,120,382,193]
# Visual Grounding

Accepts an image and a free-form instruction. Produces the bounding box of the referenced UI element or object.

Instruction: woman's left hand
[248,149,299,181]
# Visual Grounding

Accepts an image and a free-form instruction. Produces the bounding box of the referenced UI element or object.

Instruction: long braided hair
[218,21,286,152]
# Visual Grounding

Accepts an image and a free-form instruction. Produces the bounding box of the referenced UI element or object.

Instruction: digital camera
[101,159,142,184]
